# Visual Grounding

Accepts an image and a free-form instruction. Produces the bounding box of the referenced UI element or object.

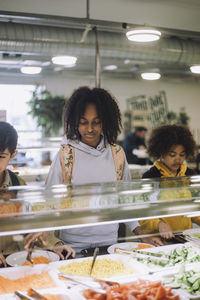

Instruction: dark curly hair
[64,86,122,144]
[147,124,196,160]
[0,122,18,155]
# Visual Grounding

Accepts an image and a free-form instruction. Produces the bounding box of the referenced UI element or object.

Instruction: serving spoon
[59,273,106,294]
[89,247,99,276]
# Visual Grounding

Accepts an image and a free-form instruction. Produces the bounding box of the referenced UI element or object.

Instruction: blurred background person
[123,126,148,165]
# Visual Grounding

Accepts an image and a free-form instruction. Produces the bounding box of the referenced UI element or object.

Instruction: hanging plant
[28,85,67,137]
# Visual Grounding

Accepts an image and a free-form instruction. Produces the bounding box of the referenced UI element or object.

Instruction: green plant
[28,86,67,136]
[167,107,190,126]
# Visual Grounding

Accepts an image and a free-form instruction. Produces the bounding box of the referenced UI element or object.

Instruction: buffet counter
[1,176,200,299]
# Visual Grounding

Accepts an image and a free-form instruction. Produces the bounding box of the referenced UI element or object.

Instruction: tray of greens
[134,243,200,269]
[163,264,200,298]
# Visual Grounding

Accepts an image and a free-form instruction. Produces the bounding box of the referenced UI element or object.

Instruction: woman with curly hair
[42,86,158,256]
[140,124,199,241]
[46,86,129,186]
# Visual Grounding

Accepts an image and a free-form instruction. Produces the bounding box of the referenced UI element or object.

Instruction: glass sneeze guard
[1,175,200,236]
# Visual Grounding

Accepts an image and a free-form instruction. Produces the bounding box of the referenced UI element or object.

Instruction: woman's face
[162,144,186,174]
[78,103,102,147]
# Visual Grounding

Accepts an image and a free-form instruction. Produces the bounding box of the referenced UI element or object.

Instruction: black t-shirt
[123,132,146,164]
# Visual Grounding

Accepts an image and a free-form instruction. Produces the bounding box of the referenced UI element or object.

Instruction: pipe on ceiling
[0,22,200,65]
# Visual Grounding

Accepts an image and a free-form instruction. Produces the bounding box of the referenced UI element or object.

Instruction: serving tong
[59,273,106,294]
[15,291,33,300]
[15,288,47,300]
[115,247,170,261]
[89,247,99,276]
[25,242,35,265]
[182,234,200,245]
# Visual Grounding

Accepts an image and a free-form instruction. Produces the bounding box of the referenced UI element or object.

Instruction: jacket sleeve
[123,134,132,153]
[122,156,131,180]
[191,217,200,226]
[17,175,26,185]
[139,219,161,233]
[44,231,64,249]
[45,151,63,186]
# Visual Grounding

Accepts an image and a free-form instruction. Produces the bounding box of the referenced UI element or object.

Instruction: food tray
[126,242,200,271]
[0,263,66,297]
[107,241,154,254]
[0,287,76,300]
[6,249,60,267]
[158,262,200,299]
[72,276,189,300]
[49,253,149,283]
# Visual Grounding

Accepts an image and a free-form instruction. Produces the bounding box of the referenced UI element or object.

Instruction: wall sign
[125,91,168,131]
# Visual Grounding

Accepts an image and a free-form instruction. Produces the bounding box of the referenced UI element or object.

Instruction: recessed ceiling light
[52,55,77,67]
[54,67,64,72]
[141,72,161,80]
[124,59,131,64]
[20,66,42,74]
[0,60,21,65]
[23,60,42,66]
[126,28,161,42]
[103,65,118,71]
[190,65,200,74]
[42,61,51,66]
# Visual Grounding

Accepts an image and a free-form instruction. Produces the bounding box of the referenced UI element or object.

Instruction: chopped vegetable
[59,258,135,278]
[136,246,200,267]
[83,279,179,299]
[0,272,56,294]
[23,256,51,266]
[164,265,200,295]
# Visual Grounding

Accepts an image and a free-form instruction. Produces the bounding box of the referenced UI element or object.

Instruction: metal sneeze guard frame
[0,175,200,236]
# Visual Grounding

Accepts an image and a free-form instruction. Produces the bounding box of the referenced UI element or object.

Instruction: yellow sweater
[139,216,200,233]
[139,160,200,233]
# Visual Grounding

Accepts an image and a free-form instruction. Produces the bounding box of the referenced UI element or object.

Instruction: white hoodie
[46,136,138,251]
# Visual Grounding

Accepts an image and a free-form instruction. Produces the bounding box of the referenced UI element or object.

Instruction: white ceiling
[0,0,200,79]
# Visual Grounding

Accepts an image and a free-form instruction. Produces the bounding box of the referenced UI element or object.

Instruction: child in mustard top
[0,122,26,266]
[140,124,199,241]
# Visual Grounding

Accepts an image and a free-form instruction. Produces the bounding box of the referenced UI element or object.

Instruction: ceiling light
[103,65,118,71]
[190,65,200,74]
[0,60,22,65]
[52,55,77,67]
[126,28,161,42]
[23,60,42,66]
[54,67,64,72]
[20,66,42,75]
[141,72,161,80]
[42,61,51,66]
[124,59,131,64]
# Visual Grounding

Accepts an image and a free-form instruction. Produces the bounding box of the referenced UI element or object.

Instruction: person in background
[25,87,162,254]
[0,122,26,266]
[140,124,199,242]
[123,126,148,165]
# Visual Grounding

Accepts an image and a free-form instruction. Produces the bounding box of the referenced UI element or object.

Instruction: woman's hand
[133,226,164,246]
[141,235,164,246]
[24,232,49,250]
[53,243,76,260]
[158,221,174,239]
[0,253,7,267]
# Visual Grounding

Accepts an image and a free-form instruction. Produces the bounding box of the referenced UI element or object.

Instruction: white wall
[1,73,200,141]
[44,74,200,136]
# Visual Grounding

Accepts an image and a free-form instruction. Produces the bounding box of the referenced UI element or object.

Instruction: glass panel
[1,175,200,236]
